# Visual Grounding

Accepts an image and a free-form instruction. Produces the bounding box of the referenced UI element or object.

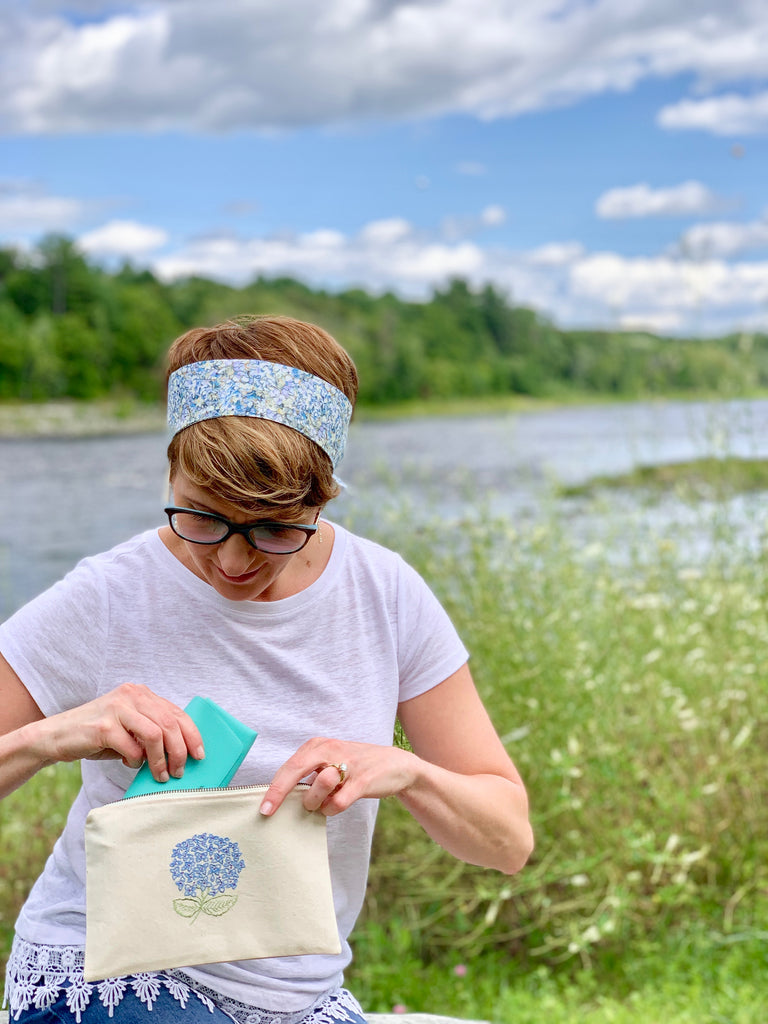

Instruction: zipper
[119,781,311,803]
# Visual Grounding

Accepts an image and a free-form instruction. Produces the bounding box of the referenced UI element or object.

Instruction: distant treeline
[1,235,766,405]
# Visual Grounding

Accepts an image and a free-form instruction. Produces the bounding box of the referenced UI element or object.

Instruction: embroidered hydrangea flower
[169,833,245,923]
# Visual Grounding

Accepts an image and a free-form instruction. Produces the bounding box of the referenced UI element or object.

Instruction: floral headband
[167,359,352,469]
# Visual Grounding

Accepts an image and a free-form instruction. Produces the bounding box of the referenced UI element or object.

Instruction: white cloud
[569,252,768,315]
[675,214,768,259]
[617,310,684,333]
[144,213,768,337]
[3,1,768,134]
[300,228,346,250]
[359,218,412,245]
[0,179,85,233]
[78,219,169,256]
[528,242,585,266]
[153,218,485,295]
[3,9,175,134]
[440,205,508,242]
[658,90,768,136]
[456,161,487,176]
[596,181,725,219]
[480,204,506,226]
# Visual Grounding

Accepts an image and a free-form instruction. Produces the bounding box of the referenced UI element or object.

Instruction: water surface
[3,397,768,619]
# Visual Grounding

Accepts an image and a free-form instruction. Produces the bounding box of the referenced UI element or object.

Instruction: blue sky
[2,1,768,336]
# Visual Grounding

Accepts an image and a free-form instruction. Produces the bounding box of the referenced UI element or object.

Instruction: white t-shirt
[0,523,468,1010]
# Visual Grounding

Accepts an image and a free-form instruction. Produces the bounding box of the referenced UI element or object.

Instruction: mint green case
[123,696,257,798]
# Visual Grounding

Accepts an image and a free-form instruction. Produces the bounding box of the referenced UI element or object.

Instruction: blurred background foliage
[0,234,765,406]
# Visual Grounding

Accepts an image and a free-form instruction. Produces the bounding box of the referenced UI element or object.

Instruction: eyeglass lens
[169,510,310,553]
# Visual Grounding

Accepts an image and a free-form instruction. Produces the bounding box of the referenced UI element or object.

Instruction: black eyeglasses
[165,507,318,555]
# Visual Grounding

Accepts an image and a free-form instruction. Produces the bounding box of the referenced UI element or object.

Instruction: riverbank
[0,393,593,438]
[0,396,557,438]
[0,399,167,438]
[0,388,759,438]
[557,454,768,499]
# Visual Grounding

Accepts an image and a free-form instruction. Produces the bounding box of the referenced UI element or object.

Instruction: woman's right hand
[0,661,204,799]
[35,683,205,780]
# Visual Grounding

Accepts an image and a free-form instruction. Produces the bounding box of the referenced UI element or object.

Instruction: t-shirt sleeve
[0,557,109,716]
[395,556,469,703]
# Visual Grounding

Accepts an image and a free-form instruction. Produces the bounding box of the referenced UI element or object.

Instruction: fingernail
[195,746,205,760]
[159,770,170,783]
[172,767,185,779]
[260,800,273,816]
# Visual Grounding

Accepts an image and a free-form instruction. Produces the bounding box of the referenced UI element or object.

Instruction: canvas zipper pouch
[84,784,340,982]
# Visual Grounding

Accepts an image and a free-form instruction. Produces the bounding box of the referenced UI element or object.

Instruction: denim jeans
[14,982,368,1024]
[16,984,234,1024]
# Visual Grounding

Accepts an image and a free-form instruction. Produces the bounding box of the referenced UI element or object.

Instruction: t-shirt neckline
[148,521,348,618]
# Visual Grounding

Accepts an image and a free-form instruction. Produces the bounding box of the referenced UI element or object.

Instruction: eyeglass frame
[164,506,319,554]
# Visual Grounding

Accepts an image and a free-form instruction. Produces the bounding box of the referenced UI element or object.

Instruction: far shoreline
[0,389,766,439]
[0,399,167,439]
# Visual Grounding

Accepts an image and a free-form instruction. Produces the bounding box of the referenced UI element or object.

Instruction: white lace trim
[3,939,365,1024]
[170,974,365,1024]
[3,938,217,1023]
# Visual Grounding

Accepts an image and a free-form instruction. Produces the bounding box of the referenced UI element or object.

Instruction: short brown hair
[166,316,358,517]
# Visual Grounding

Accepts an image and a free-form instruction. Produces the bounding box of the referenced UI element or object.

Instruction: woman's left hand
[259,738,416,817]
[259,665,533,874]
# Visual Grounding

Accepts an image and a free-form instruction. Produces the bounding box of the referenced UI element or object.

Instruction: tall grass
[2,507,767,1021]
[350,509,768,1018]
[0,763,81,960]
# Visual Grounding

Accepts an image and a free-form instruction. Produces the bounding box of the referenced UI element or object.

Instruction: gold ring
[317,761,348,787]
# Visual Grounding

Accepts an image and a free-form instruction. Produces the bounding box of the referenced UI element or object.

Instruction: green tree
[4,236,103,319]
[0,301,29,397]
[51,314,107,398]
[0,236,764,407]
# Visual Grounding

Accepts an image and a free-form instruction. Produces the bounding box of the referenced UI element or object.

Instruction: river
[3,396,768,619]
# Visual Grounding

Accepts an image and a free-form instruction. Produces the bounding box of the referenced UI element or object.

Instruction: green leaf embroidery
[203,894,238,916]
[173,897,203,918]
[173,889,239,923]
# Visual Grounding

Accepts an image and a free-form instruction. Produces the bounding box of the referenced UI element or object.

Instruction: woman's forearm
[0,719,55,799]
[396,751,533,874]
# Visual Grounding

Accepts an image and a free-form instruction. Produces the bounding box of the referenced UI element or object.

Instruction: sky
[2,0,768,337]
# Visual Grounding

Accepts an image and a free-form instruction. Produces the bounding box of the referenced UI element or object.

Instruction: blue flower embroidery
[170,833,245,923]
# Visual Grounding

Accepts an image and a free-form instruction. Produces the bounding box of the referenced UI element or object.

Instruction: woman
[0,315,533,1024]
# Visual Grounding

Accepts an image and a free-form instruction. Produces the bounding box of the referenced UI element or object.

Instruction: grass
[350,927,768,1022]
[2,504,768,1021]
[347,507,768,1020]
[558,454,768,502]
[0,762,81,958]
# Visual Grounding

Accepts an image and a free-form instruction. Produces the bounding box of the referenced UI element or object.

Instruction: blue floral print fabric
[167,360,352,469]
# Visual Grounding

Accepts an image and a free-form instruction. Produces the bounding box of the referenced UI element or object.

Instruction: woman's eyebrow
[177,497,220,514]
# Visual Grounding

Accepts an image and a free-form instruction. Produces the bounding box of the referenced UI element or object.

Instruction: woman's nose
[217,533,258,574]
